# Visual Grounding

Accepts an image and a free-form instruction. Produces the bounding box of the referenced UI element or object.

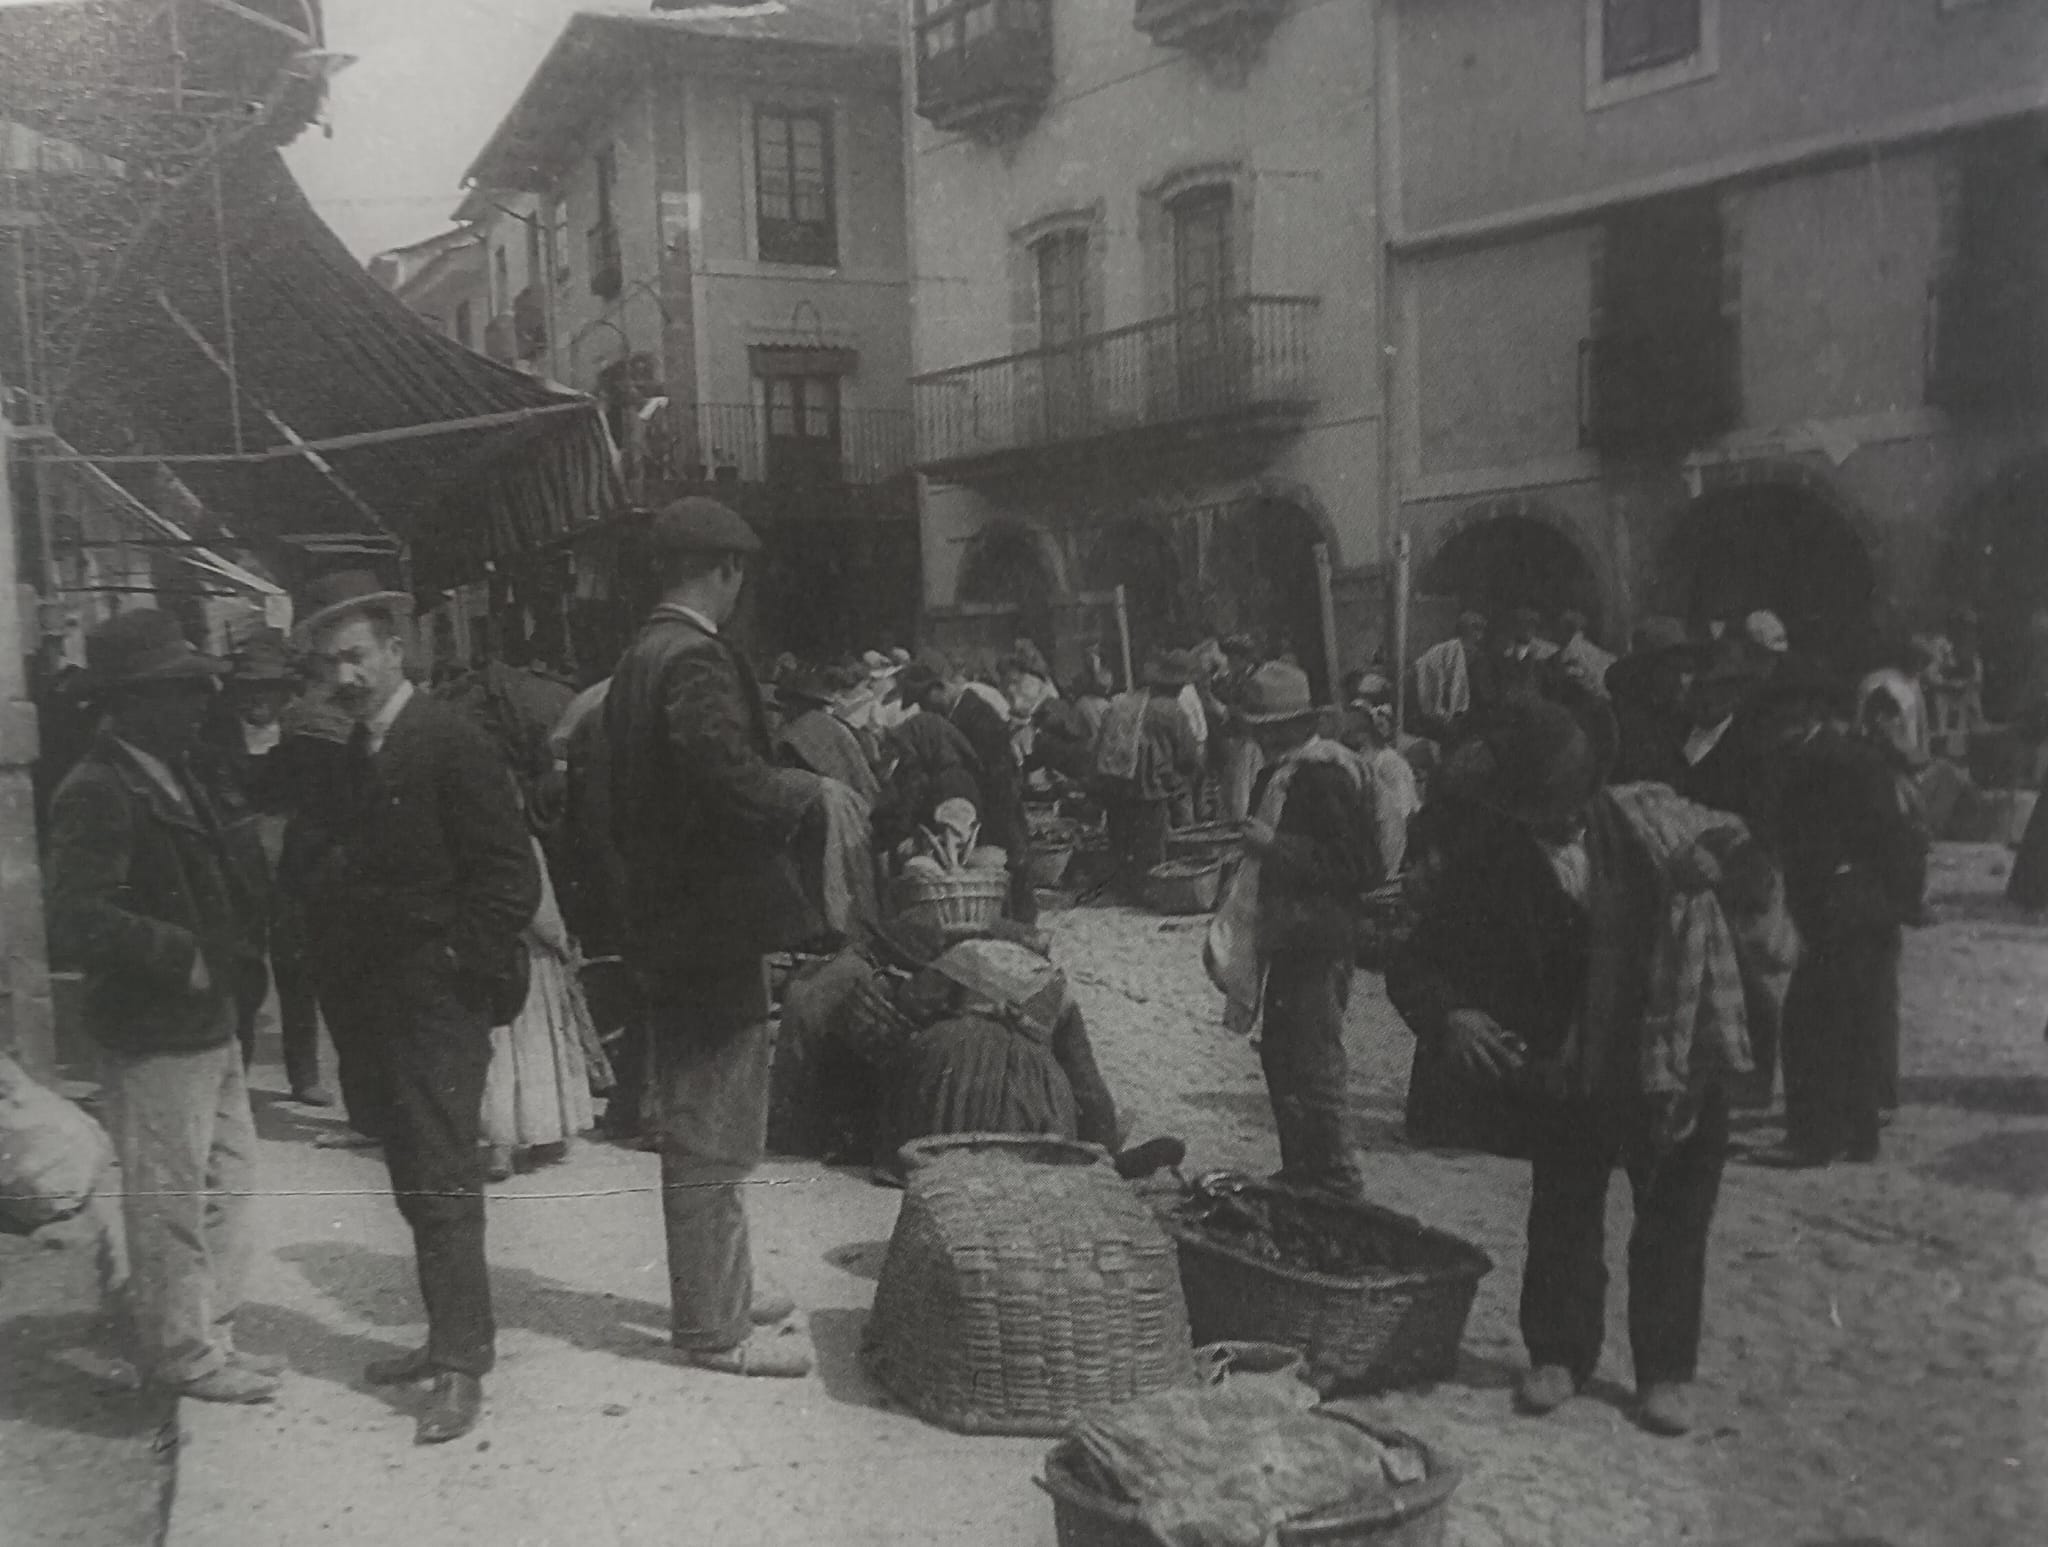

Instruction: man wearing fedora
[607,498,819,1379]
[1213,661,1381,1202]
[296,570,539,1443]
[48,610,277,1403]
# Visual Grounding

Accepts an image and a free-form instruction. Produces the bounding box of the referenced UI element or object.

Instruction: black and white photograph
[1,1,2045,1543]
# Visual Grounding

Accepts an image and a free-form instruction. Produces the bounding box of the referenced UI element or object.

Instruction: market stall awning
[52,140,622,592]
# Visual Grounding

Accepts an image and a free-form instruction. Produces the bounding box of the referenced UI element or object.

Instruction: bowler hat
[229,626,299,686]
[1239,661,1319,724]
[649,496,761,558]
[296,570,413,640]
[84,609,227,692]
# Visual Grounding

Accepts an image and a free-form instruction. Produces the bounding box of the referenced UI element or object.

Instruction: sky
[282,0,651,259]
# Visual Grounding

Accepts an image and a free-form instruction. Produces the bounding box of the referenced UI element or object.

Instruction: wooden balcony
[648,402,914,489]
[914,295,1320,479]
[915,7,1054,140]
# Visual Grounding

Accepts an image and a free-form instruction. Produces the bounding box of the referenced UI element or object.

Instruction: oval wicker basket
[864,1133,1198,1435]
[1161,1183,1492,1395]
[1041,1416,1461,1547]
[1143,857,1224,915]
[891,869,1010,937]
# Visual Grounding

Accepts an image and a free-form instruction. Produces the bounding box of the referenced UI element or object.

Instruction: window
[755,107,836,266]
[550,200,570,288]
[589,145,621,299]
[454,299,475,350]
[523,213,543,290]
[1034,229,1092,438]
[763,374,841,482]
[1171,186,1234,315]
[491,246,509,314]
[1587,0,1717,105]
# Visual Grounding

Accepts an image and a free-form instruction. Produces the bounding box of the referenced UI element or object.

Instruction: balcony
[1578,316,1739,455]
[1134,0,1291,65]
[648,402,914,489]
[914,295,1320,478]
[914,1,1054,140]
[482,311,516,365]
[512,284,548,362]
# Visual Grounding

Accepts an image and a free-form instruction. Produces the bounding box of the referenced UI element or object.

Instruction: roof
[52,143,620,593]
[368,226,481,294]
[464,1,900,194]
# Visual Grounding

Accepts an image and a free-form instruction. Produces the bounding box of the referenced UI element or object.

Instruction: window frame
[1585,0,1719,110]
[752,103,839,269]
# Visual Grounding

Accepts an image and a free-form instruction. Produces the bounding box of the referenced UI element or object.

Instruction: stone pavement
[167,1109,1053,1547]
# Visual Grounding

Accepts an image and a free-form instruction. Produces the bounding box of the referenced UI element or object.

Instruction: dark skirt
[884,1014,1077,1165]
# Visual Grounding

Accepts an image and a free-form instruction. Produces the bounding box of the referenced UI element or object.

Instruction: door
[1035,229,1092,441]
[765,374,843,485]
[1171,185,1236,415]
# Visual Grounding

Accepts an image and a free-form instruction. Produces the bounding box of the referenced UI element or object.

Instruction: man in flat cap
[296,571,540,1444]
[607,498,818,1378]
[48,610,275,1403]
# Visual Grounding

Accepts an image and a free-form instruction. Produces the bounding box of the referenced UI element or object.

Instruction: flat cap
[649,496,761,557]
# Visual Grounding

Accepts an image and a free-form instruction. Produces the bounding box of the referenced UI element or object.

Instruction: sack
[0,1055,109,1235]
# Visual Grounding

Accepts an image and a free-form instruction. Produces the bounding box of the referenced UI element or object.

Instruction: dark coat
[48,731,268,1054]
[1249,755,1384,958]
[606,605,818,977]
[876,711,982,851]
[1776,727,1926,938]
[950,689,1028,858]
[306,690,539,1006]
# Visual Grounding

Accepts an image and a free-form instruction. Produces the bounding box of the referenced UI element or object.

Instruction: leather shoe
[415,1372,483,1445]
[172,1364,279,1405]
[1515,1364,1579,1416]
[364,1346,435,1386]
[291,1086,334,1107]
[1637,1381,1696,1437]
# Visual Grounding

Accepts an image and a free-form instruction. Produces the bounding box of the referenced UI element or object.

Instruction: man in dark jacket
[1234,662,1382,1201]
[299,571,540,1444]
[607,499,820,1380]
[48,611,274,1404]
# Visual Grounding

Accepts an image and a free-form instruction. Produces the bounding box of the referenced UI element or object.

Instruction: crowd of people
[46,497,1998,1455]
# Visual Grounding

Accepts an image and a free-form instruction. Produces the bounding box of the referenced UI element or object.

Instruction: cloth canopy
[54,141,621,592]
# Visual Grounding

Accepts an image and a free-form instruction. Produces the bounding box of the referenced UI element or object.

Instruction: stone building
[1386,0,2048,690]
[908,0,1391,696]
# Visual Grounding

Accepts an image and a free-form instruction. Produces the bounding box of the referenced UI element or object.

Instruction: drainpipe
[0,405,56,1076]
[1374,0,1407,737]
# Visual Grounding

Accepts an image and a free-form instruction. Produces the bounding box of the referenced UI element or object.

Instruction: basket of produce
[893,797,1012,936]
[1161,1175,1492,1395]
[1143,857,1224,915]
[1041,1382,1458,1547]
[1165,821,1245,868]
[863,1134,1199,1435]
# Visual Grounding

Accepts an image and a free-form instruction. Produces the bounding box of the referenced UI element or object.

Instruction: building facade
[459,1,918,668]
[371,225,488,353]
[908,0,1389,696]
[1387,0,2048,692]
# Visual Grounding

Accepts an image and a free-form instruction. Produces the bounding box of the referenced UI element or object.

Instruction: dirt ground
[1053,842,2048,1547]
[16,841,2048,1547]
[0,1221,174,1547]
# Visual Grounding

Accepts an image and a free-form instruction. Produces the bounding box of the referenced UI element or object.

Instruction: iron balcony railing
[648,401,915,488]
[914,295,1320,470]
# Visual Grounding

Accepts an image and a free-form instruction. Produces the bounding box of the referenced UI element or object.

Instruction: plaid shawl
[1576,782,1800,1147]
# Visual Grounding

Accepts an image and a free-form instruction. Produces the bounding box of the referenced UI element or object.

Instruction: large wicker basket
[1162,1182,1492,1395]
[891,870,1010,937]
[1143,858,1223,915]
[1041,1415,1460,1547]
[863,1134,1198,1435]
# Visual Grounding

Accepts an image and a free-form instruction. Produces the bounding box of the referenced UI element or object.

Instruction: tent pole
[210,153,245,455]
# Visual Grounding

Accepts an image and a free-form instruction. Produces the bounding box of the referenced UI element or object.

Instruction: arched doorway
[1948,453,2048,717]
[1671,484,1874,669]
[1419,513,1604,640]
[959,518,1056,653]
[1085,519,1185,661]
[1210,498,1332,699]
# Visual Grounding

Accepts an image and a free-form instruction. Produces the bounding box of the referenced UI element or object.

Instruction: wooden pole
[1113,583,1134,692]
[1314,541,1340,705]
[1393,531,1412,739]
[0,412,56,1076]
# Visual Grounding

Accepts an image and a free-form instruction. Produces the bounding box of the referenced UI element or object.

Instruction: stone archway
[1082,518,1186,661]
[1418,505,1606,638]
[959,517,1060,654]
[1210,496,1333,698]
[1669,478,1875,670]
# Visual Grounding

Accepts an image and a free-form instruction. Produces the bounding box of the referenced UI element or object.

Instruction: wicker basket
[1041,1416,1460,1547]
[1143,858,1223,915]
[863,1134,1198,1435]
[1026,842,1077,888]
[891,870,1010,937]
[1165,821,1245,867]
[1162,1183,1492,1395]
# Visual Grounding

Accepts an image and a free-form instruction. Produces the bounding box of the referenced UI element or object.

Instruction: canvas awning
[50,141,622,593]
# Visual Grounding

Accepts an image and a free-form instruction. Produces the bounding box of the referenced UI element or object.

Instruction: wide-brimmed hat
[84,609,227,693]
[1239,661,1319,725]
[296,570,413,640]
[1442,696,1608,832]
[228,627,299,686]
